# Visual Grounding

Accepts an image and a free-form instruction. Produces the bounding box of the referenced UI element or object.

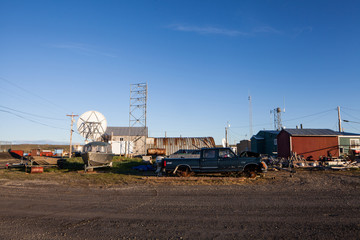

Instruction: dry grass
[1,156,359,187]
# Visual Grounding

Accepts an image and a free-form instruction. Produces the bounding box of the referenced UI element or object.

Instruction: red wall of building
[291,136,339,160]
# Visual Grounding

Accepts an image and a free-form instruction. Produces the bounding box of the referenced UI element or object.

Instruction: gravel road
[0,170,359,239]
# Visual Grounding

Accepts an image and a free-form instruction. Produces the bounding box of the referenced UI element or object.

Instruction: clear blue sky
[1,0,360,145]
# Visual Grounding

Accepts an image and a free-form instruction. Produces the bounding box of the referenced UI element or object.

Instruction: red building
[277,129,339,160]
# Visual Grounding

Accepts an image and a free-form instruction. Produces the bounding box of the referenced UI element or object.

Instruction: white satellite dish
[77,111,107,142]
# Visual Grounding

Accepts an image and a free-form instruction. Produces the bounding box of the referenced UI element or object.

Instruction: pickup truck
[158,148,267,178]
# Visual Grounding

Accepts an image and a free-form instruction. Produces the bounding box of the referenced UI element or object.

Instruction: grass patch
[57,157,84,171]
[111,157,145,174]
[0,156,154,186]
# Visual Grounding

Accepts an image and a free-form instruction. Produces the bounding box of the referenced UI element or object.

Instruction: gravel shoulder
[0,170,359,239]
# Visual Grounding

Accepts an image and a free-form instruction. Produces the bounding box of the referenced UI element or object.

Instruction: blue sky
[1,0,360,145]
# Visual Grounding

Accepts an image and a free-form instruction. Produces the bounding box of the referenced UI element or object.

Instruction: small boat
[81,141,114,170]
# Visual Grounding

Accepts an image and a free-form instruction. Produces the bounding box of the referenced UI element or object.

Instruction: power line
[341,110,360,122]
[0,105,66,121]
[282,108,336,123]
[0,76,68,112]
[341,106,360,112]
[294,111,336,126]
[343,123,360,133]
[0,109,68,130]
[230,108,336,129]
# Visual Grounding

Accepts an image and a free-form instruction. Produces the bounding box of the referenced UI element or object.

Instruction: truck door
[218,148,238,170]
[200,149,218,170]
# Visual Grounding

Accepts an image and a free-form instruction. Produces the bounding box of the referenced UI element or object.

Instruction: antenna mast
[248,95,253,138]
[225,121,230,147]
[271,107,283,131]
[128,83,148,156]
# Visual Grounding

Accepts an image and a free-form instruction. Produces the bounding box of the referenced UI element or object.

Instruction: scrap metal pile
[262,155,360,170]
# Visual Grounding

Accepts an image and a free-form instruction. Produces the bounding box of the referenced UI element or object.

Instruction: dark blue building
[251,130,280,156]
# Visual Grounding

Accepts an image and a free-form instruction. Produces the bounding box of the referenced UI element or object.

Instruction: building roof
[148,137,215,155]
[104,127,148,137]
[282,129,339,136]
[339,132,360,136]
[251,136,264,140]
[279,128,360,137]
[256,130,280,135]
[84,141,110,146]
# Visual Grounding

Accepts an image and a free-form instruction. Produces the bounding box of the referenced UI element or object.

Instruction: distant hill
[9,144,71,152]
[12,140,72,145]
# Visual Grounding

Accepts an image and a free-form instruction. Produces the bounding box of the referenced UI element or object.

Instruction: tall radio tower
[248,95,253,138]
[128,83,148,156]
[271,107,283,131]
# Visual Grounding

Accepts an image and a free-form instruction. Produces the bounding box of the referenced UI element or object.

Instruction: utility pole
[337,106,342,132]
[67,113,78,158]
[225,122,230,147]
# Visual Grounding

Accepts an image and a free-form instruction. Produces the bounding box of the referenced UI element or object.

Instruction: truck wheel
[176,167,191,177]
[247,171,257,178]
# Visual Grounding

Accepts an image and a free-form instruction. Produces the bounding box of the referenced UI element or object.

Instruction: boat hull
[81,152,114,167]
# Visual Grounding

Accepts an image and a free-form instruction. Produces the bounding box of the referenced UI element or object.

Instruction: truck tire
[248,171,257,178]
[176,166,192,177]
[244,165,258,178]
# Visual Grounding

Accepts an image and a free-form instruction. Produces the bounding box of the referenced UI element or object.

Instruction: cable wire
[231,108,336,129]
[341,106,360,112]
[283,108,336,123]
[0,76,68,112]
[341,110,360,122]
[0,105,66,121]
[0,109,68,131]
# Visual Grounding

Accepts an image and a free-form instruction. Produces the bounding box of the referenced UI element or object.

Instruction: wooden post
[67,114,78,158]
[337,106,342,132]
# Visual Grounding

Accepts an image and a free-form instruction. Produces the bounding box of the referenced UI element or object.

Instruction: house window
[274,139,277,145]
[350,139,360,150]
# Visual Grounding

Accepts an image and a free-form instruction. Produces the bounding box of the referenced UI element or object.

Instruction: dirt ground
[0,170,359,239]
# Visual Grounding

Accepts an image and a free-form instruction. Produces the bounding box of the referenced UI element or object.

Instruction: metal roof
[257,130,281,135]
[104,127,148,137]
[283,129,339,136]
[148,137,215,155]
[339,132,360,136]
[84,141,110,146]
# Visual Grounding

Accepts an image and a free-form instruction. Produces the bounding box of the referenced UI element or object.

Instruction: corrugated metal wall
[291,136,339,159]
[278,131,339,159]
[147,137,215,155]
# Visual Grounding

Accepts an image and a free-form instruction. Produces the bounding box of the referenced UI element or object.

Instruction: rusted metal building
[277,129,339,160]
[147,137,215,156]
